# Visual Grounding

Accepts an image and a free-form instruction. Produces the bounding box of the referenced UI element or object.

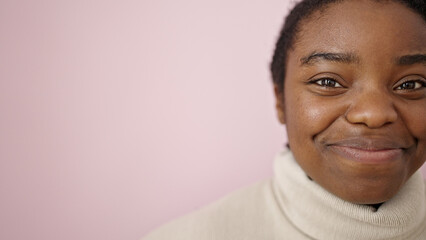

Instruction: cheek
[396,100,426,142]
[301,100,324,123]
[284,90,346,141]
[397,101,426,163]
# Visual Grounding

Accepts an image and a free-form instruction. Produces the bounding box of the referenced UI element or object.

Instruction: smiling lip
[327,138,405,163]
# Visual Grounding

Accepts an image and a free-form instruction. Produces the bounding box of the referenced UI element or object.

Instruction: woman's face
[276,0,426,204]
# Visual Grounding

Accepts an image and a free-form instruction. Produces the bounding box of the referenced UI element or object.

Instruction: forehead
[292,0,426,59]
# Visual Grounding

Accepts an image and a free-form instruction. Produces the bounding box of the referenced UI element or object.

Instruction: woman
[143,0,426,239]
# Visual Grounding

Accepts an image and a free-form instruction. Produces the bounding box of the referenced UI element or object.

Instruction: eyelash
[310,78,426,91]
[310,78,344,88]
[394,79,426,91]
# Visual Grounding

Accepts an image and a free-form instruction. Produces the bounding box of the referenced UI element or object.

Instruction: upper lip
[326,137,408,151]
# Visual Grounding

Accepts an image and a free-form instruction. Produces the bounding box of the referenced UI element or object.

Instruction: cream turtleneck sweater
[142,150,426,240]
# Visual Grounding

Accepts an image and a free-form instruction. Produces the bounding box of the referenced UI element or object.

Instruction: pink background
[0,1,424,240]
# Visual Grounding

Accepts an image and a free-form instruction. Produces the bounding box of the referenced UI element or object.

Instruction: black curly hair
[270,0,426,94]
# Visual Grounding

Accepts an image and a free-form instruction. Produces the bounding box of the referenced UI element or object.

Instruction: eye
[313,78,343,88]
[306,74,347,96]
[394,80,425,90]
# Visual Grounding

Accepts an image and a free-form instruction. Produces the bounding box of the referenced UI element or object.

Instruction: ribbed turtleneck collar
[273,149,426,240]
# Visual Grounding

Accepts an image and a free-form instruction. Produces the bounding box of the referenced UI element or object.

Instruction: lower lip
[329,146,403,164]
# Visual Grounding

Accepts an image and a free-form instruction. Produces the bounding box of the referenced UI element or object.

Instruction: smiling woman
[277,0,426,205]
[142,0,426,239]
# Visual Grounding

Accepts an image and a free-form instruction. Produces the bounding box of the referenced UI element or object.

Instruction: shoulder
[142,179,278,240]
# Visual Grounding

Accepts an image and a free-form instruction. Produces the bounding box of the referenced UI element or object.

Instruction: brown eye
[394,80,425,90]
[315,78,343,88]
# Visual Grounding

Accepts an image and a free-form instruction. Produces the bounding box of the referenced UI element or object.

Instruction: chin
[332,177,406,205]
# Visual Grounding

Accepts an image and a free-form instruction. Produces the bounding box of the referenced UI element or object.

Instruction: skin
[274,0,426,204]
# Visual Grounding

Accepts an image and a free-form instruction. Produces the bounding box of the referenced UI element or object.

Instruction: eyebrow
[300,52,359,65]
[396,54,426,65]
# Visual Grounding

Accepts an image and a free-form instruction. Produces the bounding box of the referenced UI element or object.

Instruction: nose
[345,89,398,128]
